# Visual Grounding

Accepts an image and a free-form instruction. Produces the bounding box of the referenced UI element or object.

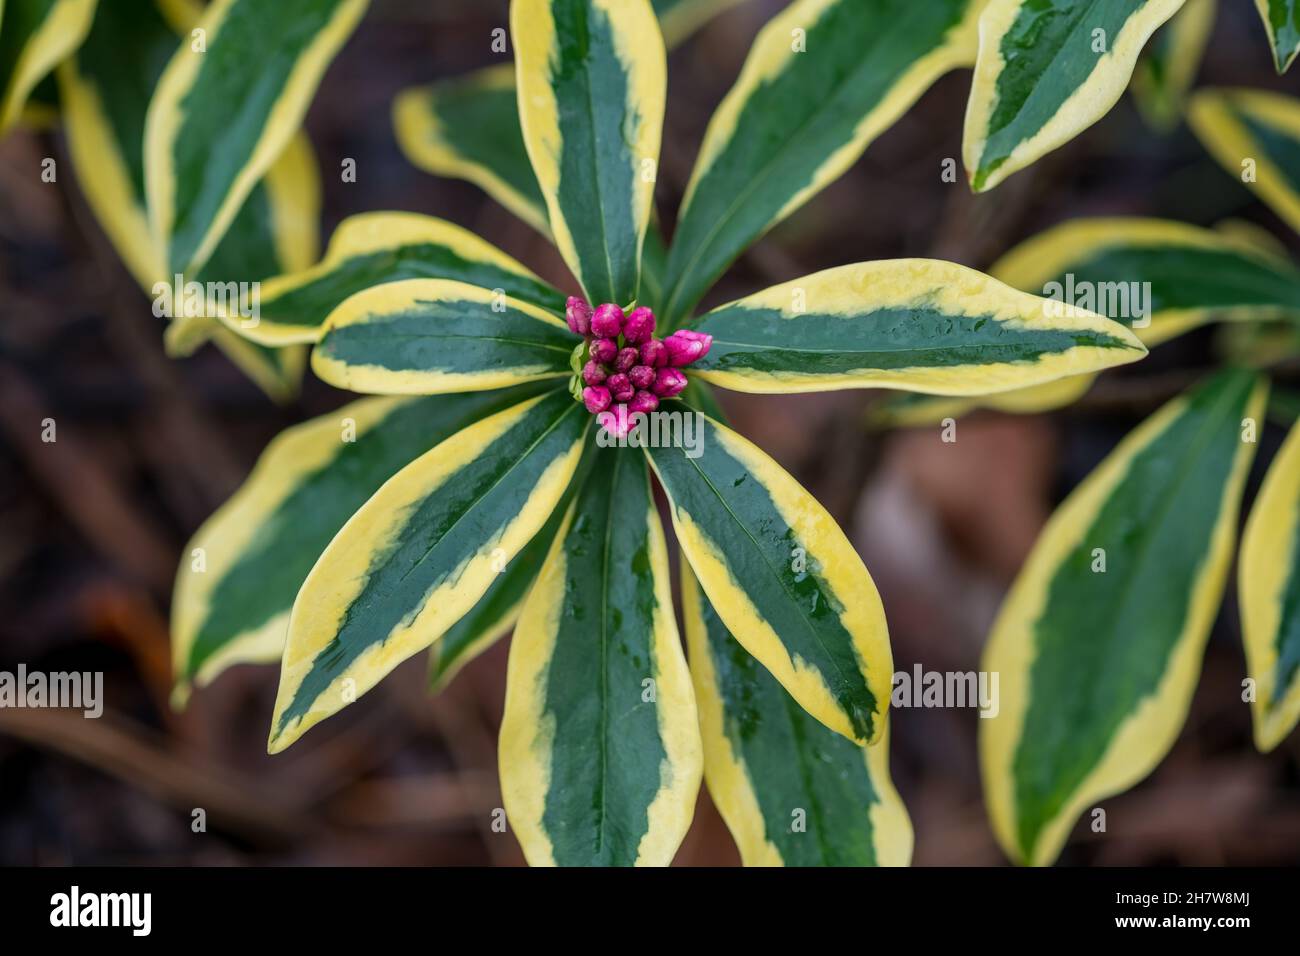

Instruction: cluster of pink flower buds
[566,296,712,435]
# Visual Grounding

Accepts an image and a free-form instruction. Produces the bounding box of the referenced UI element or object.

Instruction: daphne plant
[872,79,1300,865]
[172,0,1147,866]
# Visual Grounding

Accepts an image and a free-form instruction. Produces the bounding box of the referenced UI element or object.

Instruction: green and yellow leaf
[18,70,57,129]
[1189,87,1300,236]
[428,480,575,694]
[145,0,366,276]
[311,278,576,395]
[981,369,1266,866]
[683,563,911,866]
[686,259,1145,397]
[393,65,550,235]
[223,211,566,346]
[992,217,1300,347]
[1239,416,1300,751]
[646,405,892,744]
[173,386,545,705]
[269,389,588,752]
[906,215,1300,426]
[0,0,96,133]
[964,0,1187,192]
[1131,0,1215,132]
[1255,0,1300,73]
[512,0,664,305]
[392,1,738,234]
[60,0,319,403]
[661,0,981,326]
[500,449,701,866]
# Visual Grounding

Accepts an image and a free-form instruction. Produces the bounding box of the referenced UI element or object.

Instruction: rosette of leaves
[173,0,1145,866]
[0,0,367,400]
[873,85,1300,865]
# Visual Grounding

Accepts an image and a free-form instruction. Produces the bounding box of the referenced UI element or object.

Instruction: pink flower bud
[565,296,592,336]
[629,390,659,414]
[582,361,607,386]
[639,338,667,368]
[628,364,655,389]
[589,337,618,364]
[623,306,656,344]
[615,347,639,373]
[590,303,625,338]
[583,385,612,414]
[607,372,634,403]
[598,404,632,437]
[664,330,713,366]
[653,368,687,398]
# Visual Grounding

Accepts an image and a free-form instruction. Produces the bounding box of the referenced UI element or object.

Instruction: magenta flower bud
[590,303,625,338]
[583,385,611,414]
[615,347,639,373]
[589,337,618,364]
[607,372,634,403]
[565,296,593,336]
[598,404,632,438]
[623,306,656,344]
[664,330,713,366]
[653,367,687,398]
[629,390,659,414]
[628,364,655,389]
[582,361,607,386]
[639,338,667,368]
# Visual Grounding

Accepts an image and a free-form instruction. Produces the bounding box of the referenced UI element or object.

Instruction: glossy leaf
[661,0,980,325]
[500,449,701,865]
[428,479,576,694]
[683,563,912,866]
[59,0,320,403]
[1240,416,1300,751]
[896,216,1300,425]
[981,370,1266,866]
[1255,0,1300,73]
[512,0,664,305]
[0,0,96,132]
[647,405,892,744]
[312,278,576,395]
[393,65,550,235]
[1190,87,1300,236]
[269,389,587,752]
[964,0,1186,192]
[992,217,1300,347]
[392,1,739,234]
[145,0,366,276]
[227,211,567,346]
[173,386,545,704]
[686,259,1145,396]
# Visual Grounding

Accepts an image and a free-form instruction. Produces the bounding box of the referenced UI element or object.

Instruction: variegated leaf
[981,370,1266,865]
[269,389,587,752]
[500,449,701,865]
[964,0,1187,191]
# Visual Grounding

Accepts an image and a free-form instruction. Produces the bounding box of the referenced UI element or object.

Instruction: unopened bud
[591,303,625,338]
[623,306,656,344]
